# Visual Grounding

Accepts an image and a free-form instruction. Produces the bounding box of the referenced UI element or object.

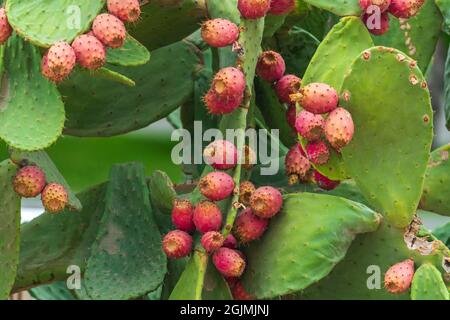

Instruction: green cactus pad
[106,35,151,67]
[411,263,449,300]
[84,67,136,87]
[241,193,381,299]
[149,170,177,215]
[0,35,65,150]
[202,261,233,300]
[9,149,82,211]
[303,0,361,16]
[419,144,450,216]
[29,281,76,300]
[341,46,433,228]
[60,38,202,137]
[0,160,20,299]
[83,163,166,300]
[300,17,373,181]
[5,0,104,47]
[436,0,450,34]
[207,0,240,23]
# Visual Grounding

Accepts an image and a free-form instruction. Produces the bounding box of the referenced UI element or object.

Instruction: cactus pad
[302,0,362,16]
[149,170,177,215]
[411,263,449,300]
[106,35,151,67]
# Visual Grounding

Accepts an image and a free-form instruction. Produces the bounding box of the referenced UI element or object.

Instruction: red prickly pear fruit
[362,11,390,36]
[199,171,235,201]
[233,208,269,243]
[171,198,195,232]
[359,0,391,12]
[0,8,12,45]
[72,34,106,70]
[225,276,238,288]
[269,0,296,15]
[162,230,193,259]
[239,181,256,206]
[13,166,46,198]
[242,145,257,170]
[275,74,301,104]
[232,282,254,300]
[223,234,238,249]
[314,170,340,191]
[41,183,68,213]
[92,13,126,49]
[295,110,325,141]
[203,140,238,170]
[324,107,355,151]
[201,231,225,253]
[211,67,246,99]
[250,186,283,218]
[389,0,425,19]
[306,140,330,165]
[201,19,240,48]
[286,105,297,129]
[212,247,246,278]
[256,50,286,82]
[384,259,415,294]
[299,83,339,114]
[203,90,243,115]
[41,42,76,82]
[285,144,311,184]
[238,0,271,19]
[107,0,141,22]
[193,201,223,233]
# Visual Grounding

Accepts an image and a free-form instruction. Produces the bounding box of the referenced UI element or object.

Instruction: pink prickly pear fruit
[250,186,283,218]
[362,11,390,36]
[201,231,225,253]
[212,247,246,277]
[238,0,271,19]
[324,107,355,151]
[203,140,238,170]
[211,67,246,99]
[41,42,76,82]
[359,0,391,12]
[306,140,330,165]
[256,50,286,82]
[201,19,240,48]
[275,74,302,104]
[314,170,340,191]
[0,8,12,45]
[295,110,325,141]
[239,180,256,206]
[171,198,195,232]
[71,34,106,70]
[13,166,46,198]
[162,230,193,259]
[203,89,243,115]
[242,145,257,170]
[92,13,126,48]
[300,83,339,114]
[233,208,269,243]
[384,259,415,294]
[199,171,235,201]
[286,105,297,129]
[285,144,311,184]
[389,0,425,19]
[223,234,238,249]
[269,0,296,15]
[232,282,254,300]
[107,0,141,22]
[193,201,223,233]
[41,183,68,213]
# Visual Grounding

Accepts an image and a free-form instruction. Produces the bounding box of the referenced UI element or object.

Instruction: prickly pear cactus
[0,0,449,301]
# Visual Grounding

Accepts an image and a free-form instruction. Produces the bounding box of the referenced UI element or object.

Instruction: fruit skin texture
[92,13,126,49]
[239,181,256,206]
[203,140,238,170]
[286,105,297,129]
[242,145,257,170]
[171,199,195,232]
[324,107,355,151]
[389,0,425,19]
[275,74,301,104]
[41,183,68,213]
[238,0,271,19]
[314,170,340,191]
[285,144,311,184]
[0,8,12,45]
[250,186,283,218]
[107,0,141,22]
[162,230,193,259]
[199,171,235,201]
[223,234,238,249]
[300,83,339,114]
[233,208,269,243]
[41,42,76,82]
[256,50,286,82]
[193,201,223,233]
[13,166,46,198]
[71,34,106,70]
[359,0,391,12]
[295,110,325,141]
[362,11,390,36]
[204,90,243,115]
[212,247,246,277]
[201,19,240,48]
[384,259,415,294]
[201,231,225,253]
[232,282,254,300]
[269,0,296,15]
[306,140,330,165]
